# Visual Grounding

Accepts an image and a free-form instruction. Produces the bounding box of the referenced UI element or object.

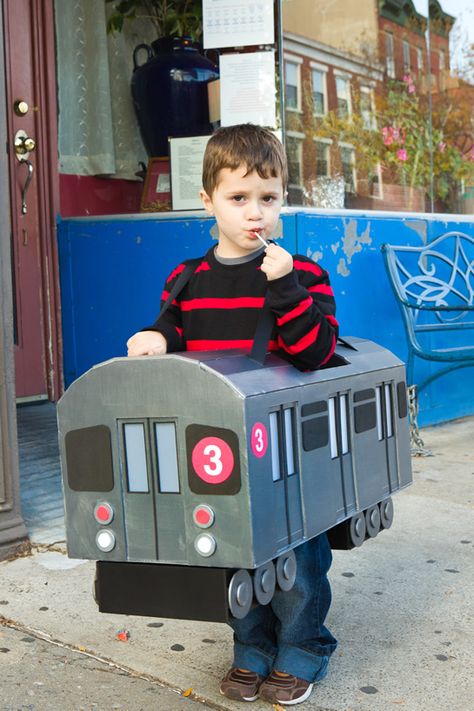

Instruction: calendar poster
[203,0,275,49]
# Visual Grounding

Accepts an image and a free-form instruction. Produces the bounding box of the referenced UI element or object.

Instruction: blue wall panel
[58,214,297,388]
[57,210,473,426]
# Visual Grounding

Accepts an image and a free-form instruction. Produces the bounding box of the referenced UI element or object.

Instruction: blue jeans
[229,533,337,683]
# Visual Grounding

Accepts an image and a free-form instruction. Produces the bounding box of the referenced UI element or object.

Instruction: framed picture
[140,157,171,212]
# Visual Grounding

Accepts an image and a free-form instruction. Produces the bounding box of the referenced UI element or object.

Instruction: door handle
[19,159,34,215]
[14,129,36,160]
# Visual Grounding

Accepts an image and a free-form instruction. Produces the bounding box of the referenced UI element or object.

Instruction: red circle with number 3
[192,437,234,484]
[251,422,268,458]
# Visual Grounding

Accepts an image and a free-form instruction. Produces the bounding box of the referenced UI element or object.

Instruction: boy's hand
[127,330,167,356]
[261,243,293,281]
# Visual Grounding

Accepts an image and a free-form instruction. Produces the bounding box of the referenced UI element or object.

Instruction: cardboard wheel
[365,505,381,537]
[379,497,394,529]
[350,512,366,547]
[253,561,276,605]
[228,569,253,619]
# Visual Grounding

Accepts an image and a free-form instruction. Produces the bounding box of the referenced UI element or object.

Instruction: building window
[335,75,351,119]
[438,49,445,72]
[285,59,300,110]
[416,46,424,75]
[311,67,327,115]
[340,145,356,193]
[315,140,330,177]
[286,136,303,186]
[360,86,376,130]
[370,164,383,199]
[403,40,410,73]
[386,32,395,78]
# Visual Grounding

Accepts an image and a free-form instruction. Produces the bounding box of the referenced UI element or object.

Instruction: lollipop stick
[252,231,270,248]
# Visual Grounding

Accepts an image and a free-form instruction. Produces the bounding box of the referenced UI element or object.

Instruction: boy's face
[200,166,284,258]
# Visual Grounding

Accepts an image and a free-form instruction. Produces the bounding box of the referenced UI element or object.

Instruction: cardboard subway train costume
[58,338,412,622]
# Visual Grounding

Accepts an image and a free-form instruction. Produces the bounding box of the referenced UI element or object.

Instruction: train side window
[397,381,408,418]
[384,384,393,438]
[376,386,383,440]
[339,394,349,455]
[301,401,328,451]
[329,397,338,458]
[269,411,281,482]
[354,385,377,434]
[284,407,296,476]
[154,422,180,493]
[123,423,149,493]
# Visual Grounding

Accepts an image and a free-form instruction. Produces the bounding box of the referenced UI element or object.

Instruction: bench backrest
[381,231,474,354]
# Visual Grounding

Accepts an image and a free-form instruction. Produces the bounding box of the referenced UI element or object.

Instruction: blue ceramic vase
[131,36,219,157]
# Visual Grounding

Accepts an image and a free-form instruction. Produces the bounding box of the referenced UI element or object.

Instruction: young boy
[127,123,338,706]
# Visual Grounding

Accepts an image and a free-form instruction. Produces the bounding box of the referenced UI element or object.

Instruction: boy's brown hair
[202,124,288,196]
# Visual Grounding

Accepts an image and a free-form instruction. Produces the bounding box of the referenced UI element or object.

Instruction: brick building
[282,0,460,211]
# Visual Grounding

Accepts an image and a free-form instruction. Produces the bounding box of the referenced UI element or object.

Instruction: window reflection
[282,0,474,214]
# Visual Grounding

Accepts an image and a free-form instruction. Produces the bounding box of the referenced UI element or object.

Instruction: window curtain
[55,0,155,180]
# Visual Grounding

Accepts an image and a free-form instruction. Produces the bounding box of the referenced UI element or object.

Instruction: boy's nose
[245,201,263,220]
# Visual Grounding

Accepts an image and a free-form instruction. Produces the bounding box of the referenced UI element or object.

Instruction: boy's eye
[262,195,276,203]
[232,195,245,202]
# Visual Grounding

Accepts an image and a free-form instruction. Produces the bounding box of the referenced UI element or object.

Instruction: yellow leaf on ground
[182,688,193,697]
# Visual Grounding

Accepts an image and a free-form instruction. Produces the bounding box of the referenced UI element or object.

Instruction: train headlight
[94,501,114,525]
[95,529,116,552]
[194,533,216,557]
[193,505,215,528]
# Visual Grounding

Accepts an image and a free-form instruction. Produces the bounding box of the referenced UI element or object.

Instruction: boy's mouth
[248,229,269,247]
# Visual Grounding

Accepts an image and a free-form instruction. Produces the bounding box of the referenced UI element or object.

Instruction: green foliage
[302,73,473,206]
[106,0,203,41]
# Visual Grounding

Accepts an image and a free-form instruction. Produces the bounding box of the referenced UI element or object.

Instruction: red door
[3,0,61,401]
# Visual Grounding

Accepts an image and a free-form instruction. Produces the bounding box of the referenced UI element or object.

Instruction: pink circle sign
[192,436,234,484]
[251,422,268,458]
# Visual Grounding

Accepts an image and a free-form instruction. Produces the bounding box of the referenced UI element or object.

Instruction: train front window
[123,423,149,493]
[154,422,180,493]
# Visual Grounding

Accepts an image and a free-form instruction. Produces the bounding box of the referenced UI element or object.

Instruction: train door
[375,382,399,492]
[119,419,185,562]
[352,382,397,506]
[268,404,304,545]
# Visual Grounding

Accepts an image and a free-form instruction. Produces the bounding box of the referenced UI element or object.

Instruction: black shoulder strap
[248,298,275,365]
[154,257,202,324]
[155,255,275,364]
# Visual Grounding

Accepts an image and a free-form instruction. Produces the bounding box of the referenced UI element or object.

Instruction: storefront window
[281,0,474,214]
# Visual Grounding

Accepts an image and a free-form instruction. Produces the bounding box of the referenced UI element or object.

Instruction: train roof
[66,337,405,402]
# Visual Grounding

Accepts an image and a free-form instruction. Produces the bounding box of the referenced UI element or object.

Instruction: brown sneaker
[258,670,314,705]
[220,667,264,702]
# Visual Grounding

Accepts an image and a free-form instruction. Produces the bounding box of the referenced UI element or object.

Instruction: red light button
[193,505,215,529]
[94,502,114,525]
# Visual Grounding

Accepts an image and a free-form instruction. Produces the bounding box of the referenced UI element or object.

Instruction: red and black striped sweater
[147,246,338,371]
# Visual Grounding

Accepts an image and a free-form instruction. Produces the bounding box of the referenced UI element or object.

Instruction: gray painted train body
[58,337,412,620]
[58,339,411,569]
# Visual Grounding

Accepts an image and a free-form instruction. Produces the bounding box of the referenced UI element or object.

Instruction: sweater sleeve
[265,255,338,370]
[142,263,186,353]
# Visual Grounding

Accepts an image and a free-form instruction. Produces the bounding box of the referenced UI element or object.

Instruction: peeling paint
[270,218,283,239]
[342,219,372,264]
[337,258,350,276]
[405,220,427,243]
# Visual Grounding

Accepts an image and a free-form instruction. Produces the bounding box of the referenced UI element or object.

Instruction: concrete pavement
[1,417,473,711]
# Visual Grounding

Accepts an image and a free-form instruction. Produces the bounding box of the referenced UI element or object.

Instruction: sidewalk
[1,416,473,711]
